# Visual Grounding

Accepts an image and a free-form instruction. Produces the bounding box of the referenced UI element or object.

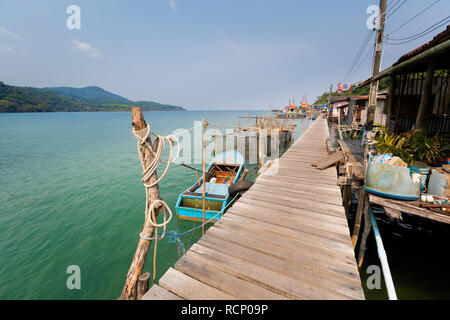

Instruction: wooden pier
[143,117,365,300]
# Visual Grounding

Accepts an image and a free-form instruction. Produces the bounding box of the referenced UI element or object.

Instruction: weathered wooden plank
[279,161,338,171]
[213,220,357,266]
[258,172,340,186]
[188,243,352,300]
[256,175,342,196]
[278,166,337,177]
[312,152,345,170]
[175,255,287,300]
[219,214,354,254]
[275,166,337,177]
[231,198,349,228]
[241,189,346,216]
[249,183,343,206]
[202,226,362,288]
[159,268,236,300]
[142,284,183,300]
[226,204,349,236]
[225,209,351,244]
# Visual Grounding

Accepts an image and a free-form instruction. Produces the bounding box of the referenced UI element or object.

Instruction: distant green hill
[44,86,131,105]
[0,82,185,112]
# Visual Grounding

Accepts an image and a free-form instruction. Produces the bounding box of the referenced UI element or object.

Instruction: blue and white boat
[175,150,245,222]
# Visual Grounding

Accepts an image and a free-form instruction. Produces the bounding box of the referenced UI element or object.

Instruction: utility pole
[366,0,387,130]
[327,84,333,119]
[327,84,333,106]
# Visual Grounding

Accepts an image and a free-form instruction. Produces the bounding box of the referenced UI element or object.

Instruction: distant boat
[175,150,245,222]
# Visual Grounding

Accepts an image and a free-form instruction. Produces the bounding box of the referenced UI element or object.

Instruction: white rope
[132,124,177,285]
[139,199,173,241]
[132,126,177,188]
[132,124,175,226]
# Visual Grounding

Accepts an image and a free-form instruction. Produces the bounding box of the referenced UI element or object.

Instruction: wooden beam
[119,107,161,300]
[370,194,450,225]
[415,59,435,129]
[312,152,344,170]
[352,189,366,248]
[357,199,371,269]
[386,74,396,127]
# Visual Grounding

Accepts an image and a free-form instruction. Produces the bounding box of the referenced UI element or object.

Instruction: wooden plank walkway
[143,117,365,300]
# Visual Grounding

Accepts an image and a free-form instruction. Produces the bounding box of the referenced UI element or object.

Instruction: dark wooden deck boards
[142,117,365,301]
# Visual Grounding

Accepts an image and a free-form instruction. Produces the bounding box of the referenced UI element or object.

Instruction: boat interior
[187,164,239,191]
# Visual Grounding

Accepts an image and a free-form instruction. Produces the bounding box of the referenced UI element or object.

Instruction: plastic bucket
[409,165,430,193]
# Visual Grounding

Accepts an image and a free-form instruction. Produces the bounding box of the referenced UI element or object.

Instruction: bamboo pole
[119,107,161,300]
[202,119,208,235]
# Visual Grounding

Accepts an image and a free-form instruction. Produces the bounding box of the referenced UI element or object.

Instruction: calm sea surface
[1,111,449,299]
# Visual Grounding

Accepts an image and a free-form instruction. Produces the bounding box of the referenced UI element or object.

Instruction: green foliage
[374,126,449,165]
[0,81,185,112]
[44,86,131,105]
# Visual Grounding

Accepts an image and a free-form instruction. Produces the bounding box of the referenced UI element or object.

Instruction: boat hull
[175,150,244,222]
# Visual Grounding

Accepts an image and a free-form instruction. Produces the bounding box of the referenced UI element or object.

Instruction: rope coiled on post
[132,124,176,284]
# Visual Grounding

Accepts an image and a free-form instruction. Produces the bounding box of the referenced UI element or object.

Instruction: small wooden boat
[175,150,244,222]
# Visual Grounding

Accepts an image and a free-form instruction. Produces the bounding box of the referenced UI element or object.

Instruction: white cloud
[72,40,101,59]
[0,26,22,40]
[168,0,177,12]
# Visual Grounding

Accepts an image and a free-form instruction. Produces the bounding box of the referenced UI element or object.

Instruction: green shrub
[374,126,449,166]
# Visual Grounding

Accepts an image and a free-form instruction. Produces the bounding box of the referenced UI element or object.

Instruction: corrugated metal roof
[393,26,450,66]
[331,101,349,108]
[356,25,450,88]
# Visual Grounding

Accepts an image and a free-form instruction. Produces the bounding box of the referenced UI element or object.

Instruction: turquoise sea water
[0,111,308,300]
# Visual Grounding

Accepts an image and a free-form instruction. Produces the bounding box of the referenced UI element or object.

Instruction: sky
[0,0,449,110]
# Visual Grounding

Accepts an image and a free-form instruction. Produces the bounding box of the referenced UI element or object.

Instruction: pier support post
[258,128,266,166]
[137,272,150,300]
[202,119,209,235]
[352,189,367,248]
[342,185,351,218]
[119,107,161,300]
[415,58,435,129]
[357,197,372,269]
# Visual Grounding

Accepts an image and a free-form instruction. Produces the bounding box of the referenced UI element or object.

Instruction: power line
[349,42,375,81]
[387,16,449,41]
[342,0,405,82]
[386,0,408,19]
[347,33,376,81]
[387,0,441,36]
[385,20,448,45]
[343,30,375,81]
[386,0,403,16]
